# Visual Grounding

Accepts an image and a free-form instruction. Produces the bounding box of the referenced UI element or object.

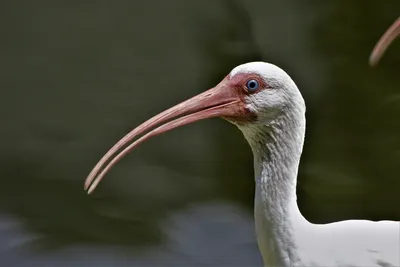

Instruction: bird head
[227,62,304,128]
[84,62,305,193]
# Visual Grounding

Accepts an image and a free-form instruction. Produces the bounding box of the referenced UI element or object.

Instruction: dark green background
[0,0,399,266]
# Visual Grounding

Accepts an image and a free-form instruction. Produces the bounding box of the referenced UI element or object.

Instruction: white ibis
[370,16,400,66]
[84,62,400,267]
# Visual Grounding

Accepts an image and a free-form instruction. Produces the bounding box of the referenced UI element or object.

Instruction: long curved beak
[370,17,400,66]
[84,79,252,194]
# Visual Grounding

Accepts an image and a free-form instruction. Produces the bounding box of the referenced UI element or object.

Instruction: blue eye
[246,79,259,92]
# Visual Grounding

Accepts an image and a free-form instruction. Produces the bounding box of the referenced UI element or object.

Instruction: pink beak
[370,17,400,66]
[84,77,253,194]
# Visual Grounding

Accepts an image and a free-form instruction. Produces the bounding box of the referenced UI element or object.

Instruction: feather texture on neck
[238,94,308,266]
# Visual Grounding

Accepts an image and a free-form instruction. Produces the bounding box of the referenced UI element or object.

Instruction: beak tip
[369,51,381,67]
[87,184,97,194]
[84,181,93,194]
[369,59,376,67]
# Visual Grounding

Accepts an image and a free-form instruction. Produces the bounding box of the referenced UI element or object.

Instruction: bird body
[234,63,400,267]
[255,198,399,266]
[85,62,400,267]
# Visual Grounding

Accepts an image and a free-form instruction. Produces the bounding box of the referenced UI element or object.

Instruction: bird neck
[243,110,308,266]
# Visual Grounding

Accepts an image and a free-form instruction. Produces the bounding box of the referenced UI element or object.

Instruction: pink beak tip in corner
[370,17,400,66]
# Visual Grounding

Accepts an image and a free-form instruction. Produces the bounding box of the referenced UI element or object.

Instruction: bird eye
[245,79,259,92]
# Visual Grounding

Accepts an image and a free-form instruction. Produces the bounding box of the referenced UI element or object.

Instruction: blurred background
[0,0,399,266]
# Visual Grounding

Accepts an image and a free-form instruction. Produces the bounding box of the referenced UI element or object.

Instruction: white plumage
[234,62,399,267]
[85,62,400,267]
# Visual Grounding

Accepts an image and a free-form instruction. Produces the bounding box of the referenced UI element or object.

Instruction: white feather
[231,62,400,267]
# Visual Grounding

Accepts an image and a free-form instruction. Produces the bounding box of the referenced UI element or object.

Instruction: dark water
[0,0,399,266]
